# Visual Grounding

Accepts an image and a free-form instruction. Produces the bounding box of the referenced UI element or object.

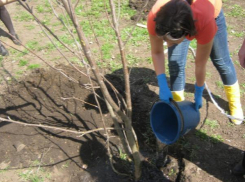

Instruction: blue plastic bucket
[150,100,200,145]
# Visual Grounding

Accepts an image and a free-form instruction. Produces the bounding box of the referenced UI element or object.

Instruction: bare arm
[238,38,245,68]
[149,34,165,76]
[195,39,214,86]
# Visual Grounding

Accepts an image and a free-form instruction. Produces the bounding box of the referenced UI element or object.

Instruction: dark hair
[154,0,196,38]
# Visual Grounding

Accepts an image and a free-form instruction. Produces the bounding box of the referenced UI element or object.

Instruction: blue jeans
[168,9,237,91]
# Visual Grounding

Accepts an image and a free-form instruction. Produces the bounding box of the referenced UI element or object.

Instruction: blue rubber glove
[157,74,173,103]
[194,83,205,110]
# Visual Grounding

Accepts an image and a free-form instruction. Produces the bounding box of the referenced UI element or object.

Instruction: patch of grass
[36,5,45,13]
[210,134,224,143]
[109,60,122,72]
[119,1,137,19]
[184,92,193,98]
[101,42,114,60]
[231,31,245,38]
[10,48,29,57]
[168,168,176,176]
[228,5,245,18]
[146,57,152,64]
[189,40,197,49]
[28,64,41,70]
[240,83,245,95]
[206,72,212,78]
[24,25,35,30]
[121,26,148,46]
[42,16,51,26]
[14,11,34,22]
[16,70,24,75]
[26,41,39,50]
[19,59,29,67]
[60,35,75,45]
[19,170,44,182]
[80,20,93,36]
[119,149,127,160]
[127,54,140,66]
[19,159,51,182]
[228,122,235,127]
[205,119,219,129]
[215,80,223,89]
[0,165,9,174]
[195,129,208,141]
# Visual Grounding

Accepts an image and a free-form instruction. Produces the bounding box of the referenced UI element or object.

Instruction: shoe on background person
[10,33,21,45]
[0,43,9,56]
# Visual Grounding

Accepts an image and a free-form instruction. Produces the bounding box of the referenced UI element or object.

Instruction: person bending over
[147,0,244,125]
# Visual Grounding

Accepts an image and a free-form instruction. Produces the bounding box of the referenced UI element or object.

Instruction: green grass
[190,40,197,49]
[127,54,140,66]
[210,134,224,143]
[0,165,9,174]
[24,25,35,30]
[36,5,45,13]
[16,70,24,75]
[19,59,29,67]
[231,31,245,38]
[215,80,223,89]
[121,26,148,46]
[14,11,34,22]
[205,119,219,129]
[109,60,122,72]
[195,129,208,140]
[184,92,194,98]
[28,64,41,70]
[26,41,39,51]
[119,149,127,160]
[101,42,114,60]
[228,5,245,18]
[206,72,212,78]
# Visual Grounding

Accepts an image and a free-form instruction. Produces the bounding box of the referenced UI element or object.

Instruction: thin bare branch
[61,96,98,108]
[48,0,84,60]
[109,0,132,120]
[18,0,80,58]
[0,117,118,136]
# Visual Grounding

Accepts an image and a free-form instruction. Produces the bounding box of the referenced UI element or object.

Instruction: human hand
[194,83,205,110]
[238,39,245,68]
[157,74,173,103]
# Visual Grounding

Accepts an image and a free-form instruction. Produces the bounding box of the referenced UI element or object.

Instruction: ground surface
[0,0,245,182]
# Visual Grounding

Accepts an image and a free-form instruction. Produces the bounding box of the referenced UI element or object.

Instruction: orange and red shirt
[147,0,222,44]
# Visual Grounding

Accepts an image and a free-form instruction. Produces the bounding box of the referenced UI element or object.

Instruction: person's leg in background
[0,6,20,45]
[210,9,244,125]
[167,38,190,102]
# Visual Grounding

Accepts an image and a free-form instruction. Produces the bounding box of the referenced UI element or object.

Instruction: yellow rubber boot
[172,90,185,102]
[224,81,244,125]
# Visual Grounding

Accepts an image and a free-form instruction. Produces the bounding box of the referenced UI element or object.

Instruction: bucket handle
[169,99,185,135]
